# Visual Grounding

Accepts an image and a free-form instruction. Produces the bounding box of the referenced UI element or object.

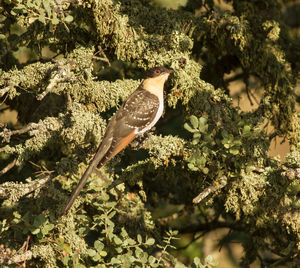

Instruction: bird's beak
[164,69,174,74]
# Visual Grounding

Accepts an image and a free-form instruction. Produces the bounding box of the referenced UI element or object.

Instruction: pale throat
[142,74,169,100]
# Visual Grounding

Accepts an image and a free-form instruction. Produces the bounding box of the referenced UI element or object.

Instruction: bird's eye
[155,69,161,74]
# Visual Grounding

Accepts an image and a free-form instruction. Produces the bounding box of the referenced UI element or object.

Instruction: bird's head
[146,66,173,78]
[143,66,173,94]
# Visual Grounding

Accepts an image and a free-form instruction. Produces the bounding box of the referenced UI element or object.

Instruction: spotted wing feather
[117,88,160,133]
[96,88,160,168]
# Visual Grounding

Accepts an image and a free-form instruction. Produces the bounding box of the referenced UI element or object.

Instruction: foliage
[0,0,300,267]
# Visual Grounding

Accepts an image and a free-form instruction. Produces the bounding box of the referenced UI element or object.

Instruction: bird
[63,66,173,214]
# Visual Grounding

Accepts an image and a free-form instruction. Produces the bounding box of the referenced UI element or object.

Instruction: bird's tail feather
[63,152,104,215]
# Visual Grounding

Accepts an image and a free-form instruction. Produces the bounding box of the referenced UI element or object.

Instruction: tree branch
[0,123,38,143]
[193,175,227,204]
[0,172,55,202]
[0,158,17,176]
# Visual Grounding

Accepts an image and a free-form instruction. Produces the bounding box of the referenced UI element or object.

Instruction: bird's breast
[136,95,164,134]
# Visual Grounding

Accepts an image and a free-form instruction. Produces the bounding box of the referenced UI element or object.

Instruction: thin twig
[176,231,208,251]
[0,158,17,176]
[36,61,72,101]
[0,81,16,100]
[23,235,30,267]
[0,86,11,97]
[107,178,124,191]
[224,73,244,84]
[93,45,111,66]
[269,256,292,267]
[193,175,228,204]
[245,85,254,105]
[0,123,37,143]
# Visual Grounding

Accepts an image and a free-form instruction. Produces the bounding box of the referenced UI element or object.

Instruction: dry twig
[36,61,73,101]
[0,158,17,176]
[193,176,228,204]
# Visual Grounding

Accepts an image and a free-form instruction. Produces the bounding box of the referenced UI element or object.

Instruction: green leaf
[113,236,122,245]
[13,211,22,219]
[31,228,40,235]
[198,117,208,133]
[184,123,197,133]
[38,13,46,24]
[57,243,64,251]
[63,244,72,253]
[172,230,179,236]
[205,255,217,266]
[199,116,207,126]
[111,257,121,264]
[193,257,201,265]
[193,132,201,138]
[148,255,157,264]
[196,156,206,167]
[135,247,143,258]
[41,223,54,235]
[146,238,155,245]
[127,238,136,245]
[52,17,59,25]
[243,125,251,135]
[115,247,122,253]
[65,15,74,23]
[99,250,107,257]
[192,138,200,145]
[202,167,209,174]
[87,249,96,257]
[280,241,295,256]
[120,227,128,237]
[233,140,242,147]
[229,148,239,155]
[100,192,110,201]
[108,211,116,218]
[187,163,198,171]
[62,256,69,266]
[34,214,47,226]
[190,115,198,128]
[43,0,51,17]
[94,240,104,252]
[137,234,142,243]
[223,143,230,149]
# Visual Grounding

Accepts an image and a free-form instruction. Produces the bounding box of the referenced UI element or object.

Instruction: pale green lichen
[262,20,280,42]
[144,134,186,168]
[32,244,57,268]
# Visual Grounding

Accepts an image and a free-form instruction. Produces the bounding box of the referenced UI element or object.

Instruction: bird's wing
[117,88,160,133]
[96,88,160,167]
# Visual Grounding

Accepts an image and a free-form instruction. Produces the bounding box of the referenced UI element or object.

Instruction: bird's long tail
[63,149,105,215]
